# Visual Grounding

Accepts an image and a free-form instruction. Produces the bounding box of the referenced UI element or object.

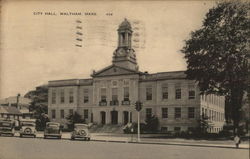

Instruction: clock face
[116,48,125,56]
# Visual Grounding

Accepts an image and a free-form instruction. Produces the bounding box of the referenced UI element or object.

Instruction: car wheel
[88,138,90,141]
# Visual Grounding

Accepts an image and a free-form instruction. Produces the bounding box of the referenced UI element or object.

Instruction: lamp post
[135,101,142,142]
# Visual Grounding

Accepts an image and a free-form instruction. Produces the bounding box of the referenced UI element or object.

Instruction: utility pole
[16,93,20,109]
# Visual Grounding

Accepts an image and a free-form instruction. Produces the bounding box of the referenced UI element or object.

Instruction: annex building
[48,19,225,133]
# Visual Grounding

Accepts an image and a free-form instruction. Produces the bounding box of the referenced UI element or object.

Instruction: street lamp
[135,101,142,142]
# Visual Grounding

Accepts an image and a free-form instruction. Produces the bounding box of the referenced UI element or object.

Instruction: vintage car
[71,124,90,141]
[44,122,62,139]
[0,119,15,136]
[19,119,37,138]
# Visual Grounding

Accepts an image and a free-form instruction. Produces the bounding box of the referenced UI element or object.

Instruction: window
[129,112,132,122]
[175,107,181,118]
[162,85,168,100]
[123,87,129,101]
[162,108,168,118]
[174,127,181,132]
[52,89,56,104]
[175,88,181,99]
[91,113,93,122]
[161,127,168,132]
[84,109,88,119]
[51,109,56,119]
[123,80,129,86]
[188,85,195,99]
[69,88,74,103]
[69,109,73,115]
[60,89,65,103]
[112,80,118,87]
[83,89,89,103]
[60,109,64,119]
[146,87,152,100]
[146,108,152,119]
[188,107,195,118]
[112,88,118,101]
[189,90,195,99]
[100,88,107,102]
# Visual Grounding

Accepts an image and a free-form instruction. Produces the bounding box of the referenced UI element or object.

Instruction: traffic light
[135,101,142,112]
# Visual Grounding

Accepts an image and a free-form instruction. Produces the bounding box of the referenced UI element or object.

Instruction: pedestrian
[234,135,241,148]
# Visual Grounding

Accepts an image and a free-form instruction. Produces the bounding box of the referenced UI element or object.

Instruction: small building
[48,19,225,133]
[0,96,32,121]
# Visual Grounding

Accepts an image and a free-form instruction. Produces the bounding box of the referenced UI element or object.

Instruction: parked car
[0,119,15,136]
[19,119,37,138]
[44,122,62,139]
[71,124,90,141]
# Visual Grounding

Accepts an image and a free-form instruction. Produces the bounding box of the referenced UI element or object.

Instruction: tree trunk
[231,86,244,135]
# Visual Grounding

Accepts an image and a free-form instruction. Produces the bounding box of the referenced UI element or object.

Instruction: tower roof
[118,18,132,30]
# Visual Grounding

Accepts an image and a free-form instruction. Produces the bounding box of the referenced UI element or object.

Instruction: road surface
[0,136,249,159]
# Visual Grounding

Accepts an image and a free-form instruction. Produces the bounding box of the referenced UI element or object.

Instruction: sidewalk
[35,132,249,149]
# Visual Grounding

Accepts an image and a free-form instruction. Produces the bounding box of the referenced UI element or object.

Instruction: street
[0,136,248,159]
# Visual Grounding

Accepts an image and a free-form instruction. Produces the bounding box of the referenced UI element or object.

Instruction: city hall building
[48,19,225,133]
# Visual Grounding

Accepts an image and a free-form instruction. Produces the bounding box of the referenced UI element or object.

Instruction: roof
[48,78,93,87]
[118,18,132,30]
[92,64,140,77]
[0,106,22,115]
[140,71,187,81]
[0,96,31,105]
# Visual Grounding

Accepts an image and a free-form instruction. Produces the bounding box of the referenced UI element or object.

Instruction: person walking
[234,135,241,148]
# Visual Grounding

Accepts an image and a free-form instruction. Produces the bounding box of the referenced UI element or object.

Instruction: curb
[90,139,249,150]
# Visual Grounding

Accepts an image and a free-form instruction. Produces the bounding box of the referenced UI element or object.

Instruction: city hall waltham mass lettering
[48,19,225,133]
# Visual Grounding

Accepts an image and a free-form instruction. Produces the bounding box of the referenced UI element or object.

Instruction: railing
[99,101,107,106]
[110,100,119,106]
[122,100,130,105]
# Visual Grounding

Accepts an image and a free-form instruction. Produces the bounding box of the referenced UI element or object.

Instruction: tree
[145,115,159,133]
[66,112,85,130]
[196,114,213,134]
[35,113,50,131]
[25,85,48,130]
[181,1,250,133]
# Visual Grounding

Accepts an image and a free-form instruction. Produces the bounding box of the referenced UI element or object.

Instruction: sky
[0,0,216,98]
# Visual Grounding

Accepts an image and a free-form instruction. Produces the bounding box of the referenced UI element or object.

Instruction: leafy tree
[35,113,50,131]
[181,1,250,133]
[196,114,213,134]
[66,112,85,130]
[145,115,159,133]
[25,85,48,130]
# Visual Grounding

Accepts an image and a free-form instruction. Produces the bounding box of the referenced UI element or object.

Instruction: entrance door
[100,111,106,125]
[123,111,129,125]
[111,111,118,125]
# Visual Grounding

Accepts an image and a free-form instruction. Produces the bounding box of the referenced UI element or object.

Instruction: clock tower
[112,19,138,71]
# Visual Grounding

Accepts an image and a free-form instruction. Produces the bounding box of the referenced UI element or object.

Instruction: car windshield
[22,122,35,127]
[47,123,59,128]
[75,125,87,129]
[0,122,12,127]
